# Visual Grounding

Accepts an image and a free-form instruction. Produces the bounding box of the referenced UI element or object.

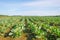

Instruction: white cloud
[0,10,60,16]
[0,0,60,16]
[0,0,60,7]
[20,10,60,16]
[21,0,60,7]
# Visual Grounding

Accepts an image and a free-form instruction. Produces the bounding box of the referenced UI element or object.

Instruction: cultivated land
[0,16,60,40]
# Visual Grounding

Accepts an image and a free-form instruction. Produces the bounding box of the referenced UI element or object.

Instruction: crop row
[0,16,60,40]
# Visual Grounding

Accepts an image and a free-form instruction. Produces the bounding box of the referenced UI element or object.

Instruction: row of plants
[0,16,60,40]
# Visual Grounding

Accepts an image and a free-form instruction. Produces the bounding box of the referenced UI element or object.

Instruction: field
[0,16,60,40]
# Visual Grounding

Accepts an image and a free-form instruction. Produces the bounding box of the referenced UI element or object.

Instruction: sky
[0,0,60,16]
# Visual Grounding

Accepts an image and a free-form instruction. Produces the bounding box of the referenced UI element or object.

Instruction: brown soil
[0,33,27,40]
[0,36,43,40]
[0,37,13,40]
[14,34,27,40]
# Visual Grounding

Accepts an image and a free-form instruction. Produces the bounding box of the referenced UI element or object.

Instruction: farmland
[0,16,60,40]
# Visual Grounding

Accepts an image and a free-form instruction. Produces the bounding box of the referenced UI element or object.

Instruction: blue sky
[0,0,60,16]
